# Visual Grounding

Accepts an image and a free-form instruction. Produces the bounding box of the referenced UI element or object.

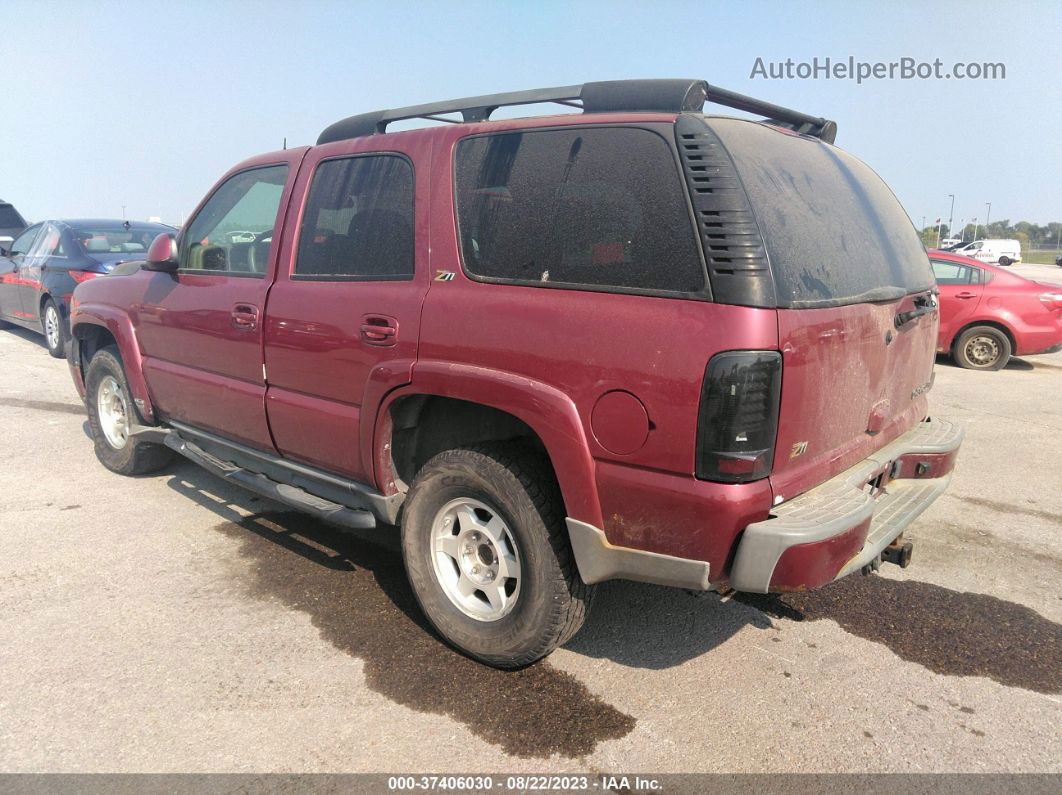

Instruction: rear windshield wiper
[895,290,938,329]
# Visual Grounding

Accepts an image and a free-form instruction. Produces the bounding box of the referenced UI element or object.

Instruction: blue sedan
[0,219,174,357]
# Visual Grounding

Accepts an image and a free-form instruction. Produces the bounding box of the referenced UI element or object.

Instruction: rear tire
[400,443,593,668]
[42,298,67,358]
[85,346,173,475]
[954,326,1011,370]
[998,256,1011,267]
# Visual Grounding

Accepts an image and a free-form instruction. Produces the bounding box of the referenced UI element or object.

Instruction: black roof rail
[316,79,838,145]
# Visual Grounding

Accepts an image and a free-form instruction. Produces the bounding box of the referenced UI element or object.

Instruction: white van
[951,239,1022,266]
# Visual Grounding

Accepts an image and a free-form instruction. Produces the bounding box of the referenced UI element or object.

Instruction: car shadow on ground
[1,325,46,350]
[162,459,768,674]
[159,456,1061,699]
[160,459,653,758]
[934,352,1039,371]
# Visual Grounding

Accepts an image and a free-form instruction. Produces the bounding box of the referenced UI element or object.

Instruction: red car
[67,80,963,667]
[930,250,1062,370]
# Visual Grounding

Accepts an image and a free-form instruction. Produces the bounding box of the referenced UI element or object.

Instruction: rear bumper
[1015,328,1062,357]
[729,416,963,593]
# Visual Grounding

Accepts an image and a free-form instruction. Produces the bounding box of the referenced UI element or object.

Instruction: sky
[2,0,1059,233]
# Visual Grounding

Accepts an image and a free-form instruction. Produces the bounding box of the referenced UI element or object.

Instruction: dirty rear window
[454,127,706,295]
[710,119,933,308]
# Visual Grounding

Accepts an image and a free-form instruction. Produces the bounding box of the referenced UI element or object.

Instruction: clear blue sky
[3,0,1059,232]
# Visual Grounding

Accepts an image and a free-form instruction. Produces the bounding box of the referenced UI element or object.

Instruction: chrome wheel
[964,334,1001,367]
[96,375,130,449]
[44,304,60,350]
[430,497,521,621]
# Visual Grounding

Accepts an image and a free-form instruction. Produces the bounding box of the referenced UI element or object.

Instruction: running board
[163,433,376,530]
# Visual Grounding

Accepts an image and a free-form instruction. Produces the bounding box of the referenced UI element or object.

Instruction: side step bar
[162,433,376,531]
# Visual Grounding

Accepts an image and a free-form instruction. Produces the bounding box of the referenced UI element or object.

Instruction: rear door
[931,258,985,350]
[16,222,61,322]
[135,152,305,450]
[709,119,939,500]
[261,136,430,483]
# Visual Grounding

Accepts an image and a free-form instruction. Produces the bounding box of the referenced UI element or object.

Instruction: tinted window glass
[455,127,704,293]
[182,165,288,274]
[9,225,41,256]
[295,155,414,279]
[711,119,933,307]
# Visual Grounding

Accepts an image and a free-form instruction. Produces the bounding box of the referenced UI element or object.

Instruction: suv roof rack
[317,79,838,145]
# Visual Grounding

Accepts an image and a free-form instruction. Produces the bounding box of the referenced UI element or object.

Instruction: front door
[262,139,430,483]
[135,152,306,450]
[0,224,42,323]
[932,258,985,350]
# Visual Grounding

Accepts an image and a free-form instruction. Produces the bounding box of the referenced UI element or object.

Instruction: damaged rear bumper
[729,417,963,593]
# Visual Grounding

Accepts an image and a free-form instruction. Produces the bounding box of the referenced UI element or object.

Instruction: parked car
[67,79,962,668]
[950,238,1022,266]
[930,250,1062,369]
[0,219,174,357]
[0,199,28,250]
[939,238,962,249]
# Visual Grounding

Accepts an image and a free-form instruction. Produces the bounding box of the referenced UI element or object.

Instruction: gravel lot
[0,308,1059,774]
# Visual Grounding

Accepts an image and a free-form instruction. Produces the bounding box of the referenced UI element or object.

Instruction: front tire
[42,298,67,358]
[954,325,1012,370]
[401,444,593,668]
[85,346,173,475]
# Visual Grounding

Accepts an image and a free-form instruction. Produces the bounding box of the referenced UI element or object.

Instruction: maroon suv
[68,80,962,668]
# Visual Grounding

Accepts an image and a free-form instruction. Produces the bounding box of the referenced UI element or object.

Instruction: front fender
[374,360,603,529]
[70,304,155,422]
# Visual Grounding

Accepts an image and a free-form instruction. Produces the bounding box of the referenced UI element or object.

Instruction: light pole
[972,217,978,241]
[947,194,954,240]
[985,202,992,235]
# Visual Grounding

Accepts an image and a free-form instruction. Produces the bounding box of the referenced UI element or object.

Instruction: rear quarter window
[710,118,933,308]
[454,126,706,295]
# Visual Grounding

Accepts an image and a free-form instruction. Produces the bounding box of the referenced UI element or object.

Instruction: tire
[953,325,1012,371]
[400,443,593,668]
[998,256,1011,267]
[84,346,173,475]
[42,298,67,358]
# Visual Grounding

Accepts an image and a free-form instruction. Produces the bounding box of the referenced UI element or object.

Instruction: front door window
[181,165,289,275]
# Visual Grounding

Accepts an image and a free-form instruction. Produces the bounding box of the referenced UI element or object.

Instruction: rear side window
[711,119,933,308]
[295,154,414,280]
[454,127,705,294]
[931,260,983,285]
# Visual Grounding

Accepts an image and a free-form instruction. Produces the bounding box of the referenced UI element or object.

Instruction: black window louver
[675,114,776,308]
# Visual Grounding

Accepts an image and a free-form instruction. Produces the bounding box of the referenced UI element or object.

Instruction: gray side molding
[565,518,711,591]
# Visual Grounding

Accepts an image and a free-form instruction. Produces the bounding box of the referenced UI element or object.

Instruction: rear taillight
[69,270,101,283]
[1040,292,1062,312]
[696,351,782,483]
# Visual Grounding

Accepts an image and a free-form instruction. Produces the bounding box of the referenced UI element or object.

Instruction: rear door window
[711,118,933,307]
[294,154,414,280]
[932,260,982,285]
[454,127,705,295]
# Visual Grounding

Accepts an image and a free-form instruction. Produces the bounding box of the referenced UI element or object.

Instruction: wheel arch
[950,318,1016,355]
[374,363,603,529]
[70,307,155,421]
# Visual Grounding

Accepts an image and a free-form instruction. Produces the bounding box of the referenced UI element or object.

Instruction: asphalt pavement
[0,319,1059,774]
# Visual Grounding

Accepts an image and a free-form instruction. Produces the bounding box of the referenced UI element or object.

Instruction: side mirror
[143,233,179,272]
